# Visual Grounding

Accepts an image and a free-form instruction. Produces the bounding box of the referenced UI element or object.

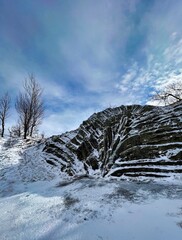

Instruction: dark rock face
[43,101,182,178]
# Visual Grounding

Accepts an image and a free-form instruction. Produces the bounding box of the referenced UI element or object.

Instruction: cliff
[43,101,182,179]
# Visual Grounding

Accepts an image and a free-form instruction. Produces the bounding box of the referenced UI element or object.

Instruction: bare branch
[15,74,44,139]
[152,81,182,105]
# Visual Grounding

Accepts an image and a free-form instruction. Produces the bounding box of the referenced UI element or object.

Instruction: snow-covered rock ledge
[42,102,182,180]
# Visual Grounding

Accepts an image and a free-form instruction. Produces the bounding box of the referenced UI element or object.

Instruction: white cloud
[39,107,95,137]
[115,31,182,107]
[0,63,27,94]
[37,75,67,101]
[163,38,182,65]
[2,0,182,136]
[122,68,137,85]
[58,0,134,93]
[116,63,150,94]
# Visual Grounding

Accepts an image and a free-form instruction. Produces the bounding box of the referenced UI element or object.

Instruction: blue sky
[1,0,182,136]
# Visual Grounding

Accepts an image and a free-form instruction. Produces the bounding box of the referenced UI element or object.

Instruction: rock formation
[43,101,182,179]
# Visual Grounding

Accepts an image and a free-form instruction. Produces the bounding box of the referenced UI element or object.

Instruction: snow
[0,138,182,240]
[1,178,182,240]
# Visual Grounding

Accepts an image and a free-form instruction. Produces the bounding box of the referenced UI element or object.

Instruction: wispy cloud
[1,0,182,135]
[40,107,95,136]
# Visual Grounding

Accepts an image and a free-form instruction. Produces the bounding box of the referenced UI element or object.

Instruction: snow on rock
[42,101,182,180]
[0,104,182,239]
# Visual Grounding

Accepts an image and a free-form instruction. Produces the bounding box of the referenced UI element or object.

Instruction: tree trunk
[1,127,4,138]
[24,125,28,139]
[30,123,35,137]
[24,131,27,139]
[1,119,4,137]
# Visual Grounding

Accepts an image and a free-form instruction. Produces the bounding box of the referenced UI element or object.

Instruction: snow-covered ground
[0,138,182,240]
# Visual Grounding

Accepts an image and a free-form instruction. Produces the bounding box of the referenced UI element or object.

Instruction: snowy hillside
[0,137,182,239]
[43,101,182,180]
[0,138,59,190]
[0,120,182,239]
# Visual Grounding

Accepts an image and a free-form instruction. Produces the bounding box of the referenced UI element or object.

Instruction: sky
[1,0,182,136]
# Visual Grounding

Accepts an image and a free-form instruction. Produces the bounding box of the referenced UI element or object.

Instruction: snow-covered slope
[43,101,182,179]
[1,176,182,240]
[0,138,182,240]
[0,136,182,240]
[0,138,64,197]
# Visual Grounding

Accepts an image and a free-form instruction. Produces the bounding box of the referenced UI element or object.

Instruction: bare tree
[152,81,182,105]
[9,122,21,138]
[28,77,44,137]
[0,92,11,137]
[15,74,44,139]
[15,92,31,139]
